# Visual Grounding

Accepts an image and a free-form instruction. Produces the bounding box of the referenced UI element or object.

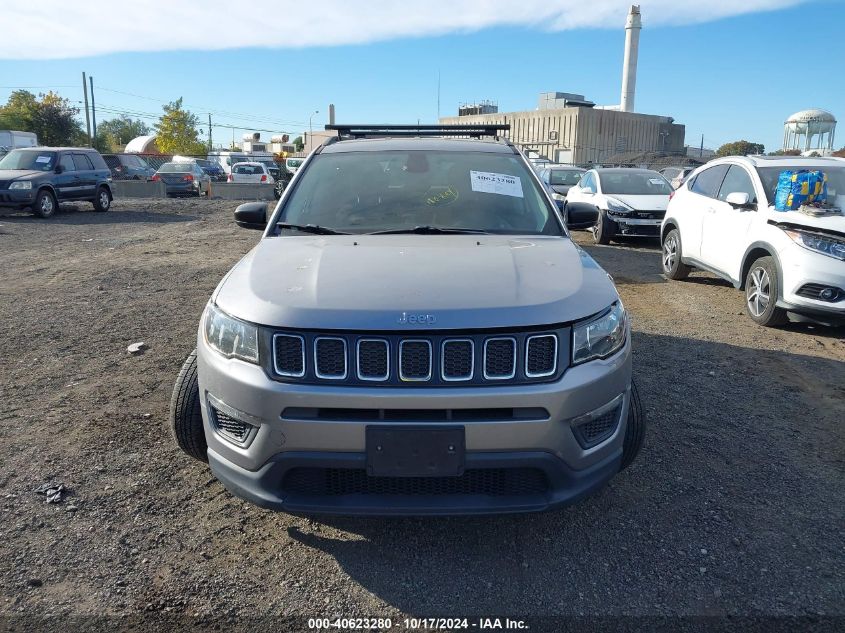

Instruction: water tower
[783,109,836,152]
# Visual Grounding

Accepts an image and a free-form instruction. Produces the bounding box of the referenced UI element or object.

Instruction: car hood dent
[765,208,845,237]
[606,194,670,211]
[214,235,618,330]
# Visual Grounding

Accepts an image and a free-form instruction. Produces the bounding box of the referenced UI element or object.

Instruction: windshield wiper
[276,222,350,235]
[367,225,489,235]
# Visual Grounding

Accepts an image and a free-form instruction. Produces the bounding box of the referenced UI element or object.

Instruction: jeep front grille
[269,328,569,387]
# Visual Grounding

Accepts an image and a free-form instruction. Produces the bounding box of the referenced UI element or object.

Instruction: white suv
[660,156,845,327]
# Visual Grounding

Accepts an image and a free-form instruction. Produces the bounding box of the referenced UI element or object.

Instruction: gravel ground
[0,198,843,632]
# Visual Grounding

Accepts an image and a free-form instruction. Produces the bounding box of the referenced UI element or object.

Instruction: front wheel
[592,210,615,245]
[620,381,646,470]
[169,349,208,462]
[744,256,788,327]
[33,189,57,218]
[93,186,111,212]
[661,228,691,280]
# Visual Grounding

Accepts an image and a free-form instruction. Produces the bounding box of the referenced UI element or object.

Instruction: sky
[1,0,843,153]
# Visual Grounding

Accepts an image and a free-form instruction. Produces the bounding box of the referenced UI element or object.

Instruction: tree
[292,136,304,152]
[154,98,206,155]
[716,140,765,157]
[97,116,150,151]
[768,149,801,156]
[832,147,845,158]
[0,90,83,146]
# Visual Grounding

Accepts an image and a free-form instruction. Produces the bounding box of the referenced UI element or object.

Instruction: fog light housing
[207,394,260,447]
[569,393,624,449]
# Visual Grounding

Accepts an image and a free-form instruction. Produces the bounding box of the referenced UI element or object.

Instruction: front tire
[744,256,788,327]
[620,381,645,470]
[93,186,111,212]
[169,349,208,462]
[593,210,615,245]
[33,189,57,218]
[661,228,691,280]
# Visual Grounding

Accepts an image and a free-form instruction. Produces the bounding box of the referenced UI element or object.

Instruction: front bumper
[0,188,35,209]
[197,332,632,515]
[778,243,845,324]
[607,215,662,237]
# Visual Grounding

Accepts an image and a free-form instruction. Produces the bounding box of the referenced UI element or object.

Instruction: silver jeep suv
[170,124,644,515]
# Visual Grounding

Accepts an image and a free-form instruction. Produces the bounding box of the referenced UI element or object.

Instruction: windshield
[757,166,845,205]
[0,149,57,171]
[549,169,584,186]
[279,150,561,235]
[600,171,673,195]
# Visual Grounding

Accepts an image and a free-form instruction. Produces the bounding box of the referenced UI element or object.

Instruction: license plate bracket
[366,426,465,477]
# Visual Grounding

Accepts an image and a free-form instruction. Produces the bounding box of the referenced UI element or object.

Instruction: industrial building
[440,5,686,165]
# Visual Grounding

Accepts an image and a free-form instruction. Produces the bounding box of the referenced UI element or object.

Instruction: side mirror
[54,165,63,174]
[234,202,268,230]
[725,192,754,210]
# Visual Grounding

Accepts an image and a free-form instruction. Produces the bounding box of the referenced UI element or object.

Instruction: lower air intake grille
[572,405,621,449]
[283,468,549,497]
[211,407,251,443]
[796,283,842,302]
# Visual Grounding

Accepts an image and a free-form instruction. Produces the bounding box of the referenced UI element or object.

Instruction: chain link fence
[102,153,289,182]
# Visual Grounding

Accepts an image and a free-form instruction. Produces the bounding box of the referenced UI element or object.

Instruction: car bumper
[0,189,35,208]
[778,244,845,324]
[608,215,662,237]
[196,331,633,515]
[164,183,198,196]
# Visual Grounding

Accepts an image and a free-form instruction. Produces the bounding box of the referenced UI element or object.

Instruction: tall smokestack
[328,103,336,125]
[620,4,641,113]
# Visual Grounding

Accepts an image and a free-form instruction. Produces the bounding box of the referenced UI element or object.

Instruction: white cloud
[1,0,810,59]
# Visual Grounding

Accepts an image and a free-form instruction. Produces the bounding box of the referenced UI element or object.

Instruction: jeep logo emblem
[398,312,436,325]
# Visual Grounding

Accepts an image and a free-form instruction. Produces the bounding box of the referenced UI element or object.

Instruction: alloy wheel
[746,267,770,317]
[663,235,677,272]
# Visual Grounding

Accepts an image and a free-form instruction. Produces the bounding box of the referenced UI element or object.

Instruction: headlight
[552,192,566,201]
[204,303,259,363]
[9,181,32,190]
[572,302,627,365]
[784,229,845,261]
[605,198,632,214]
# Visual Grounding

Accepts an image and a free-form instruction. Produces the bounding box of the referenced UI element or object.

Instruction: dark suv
[0,147,113,218]
[102,153,156,180]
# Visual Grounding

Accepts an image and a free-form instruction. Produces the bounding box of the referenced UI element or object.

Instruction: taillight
[183,174,194,182]
[260,174,267,182]
[227,174,233,182]
[151,174,160,181]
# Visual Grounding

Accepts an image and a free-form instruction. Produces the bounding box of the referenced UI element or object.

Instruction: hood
[608,194,670,211]
[0,169,44,181]
[764,206,845,236]
[551,184,573,195]
[214,235,618,330]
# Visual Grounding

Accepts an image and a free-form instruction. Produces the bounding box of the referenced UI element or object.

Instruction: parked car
[539,166,586,210]
[0,147,112,218]
[168,124,645,516]
[0,130,38,157]
[255,159,282,182]
[152,162,211,197]
[284,157,304,176]
[661,156,845,327]
[565,168,673,243]
[170,156,227,183]
[659,166,696,189]
[228,162,275,184]
[102,153,156,180]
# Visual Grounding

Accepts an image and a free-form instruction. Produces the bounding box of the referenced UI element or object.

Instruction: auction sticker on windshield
[470,170,524,198]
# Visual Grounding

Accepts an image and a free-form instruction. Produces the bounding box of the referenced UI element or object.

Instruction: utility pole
[208,113,213,151]
[700,133,704,158]
[81,72,91,146]
[89,76,97,144]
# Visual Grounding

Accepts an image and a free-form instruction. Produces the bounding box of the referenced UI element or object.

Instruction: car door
[54,153,79,201]
[680,164,730,261]
[700,164,759,282]
[72,153,96,199]
[565,171,599,226]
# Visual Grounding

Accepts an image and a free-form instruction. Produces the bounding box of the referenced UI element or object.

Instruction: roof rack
[325,124,511,140]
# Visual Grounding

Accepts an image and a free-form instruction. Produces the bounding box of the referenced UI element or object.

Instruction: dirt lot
[1,198,843,632]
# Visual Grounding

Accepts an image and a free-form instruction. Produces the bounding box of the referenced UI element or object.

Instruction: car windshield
[234,164,263,175]
[0,149,57,171]
[756,166,845,205]
[600,171,673,195]
[549,170,583,185]
[279,149,561,235]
